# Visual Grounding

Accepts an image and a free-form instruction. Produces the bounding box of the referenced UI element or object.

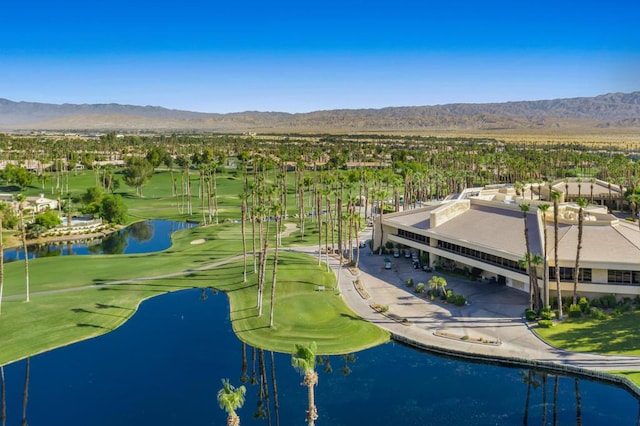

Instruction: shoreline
[3,225,123,250]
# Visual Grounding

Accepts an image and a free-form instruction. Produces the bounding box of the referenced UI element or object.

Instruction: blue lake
[1,288,638,425]
[3,219,196,261]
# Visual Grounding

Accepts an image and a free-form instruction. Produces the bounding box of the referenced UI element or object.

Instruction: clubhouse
[374,182,640,299]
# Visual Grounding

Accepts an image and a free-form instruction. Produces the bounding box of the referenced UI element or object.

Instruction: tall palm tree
[217,379,246,426]
[538,204,551,309]
[239,192,248,283]
[551,190,563,320]
[572,198,588,305]
[291,342,319,426]
[15,194,30,302]
[520,203,537,310]
[269,202,282,328]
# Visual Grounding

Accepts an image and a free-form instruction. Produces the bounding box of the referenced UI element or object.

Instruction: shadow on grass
[340,313,366,322]
[77,323,111,330]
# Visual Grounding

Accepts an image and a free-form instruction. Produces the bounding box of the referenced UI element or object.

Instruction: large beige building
[374,185,640,299]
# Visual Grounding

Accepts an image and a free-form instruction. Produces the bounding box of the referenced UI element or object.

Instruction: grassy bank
[0,223,389,366]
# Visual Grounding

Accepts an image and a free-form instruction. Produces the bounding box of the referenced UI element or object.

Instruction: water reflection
[4,220,195,261]
[1,289,638,425]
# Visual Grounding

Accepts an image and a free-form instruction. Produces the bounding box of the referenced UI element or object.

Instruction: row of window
[397,229,429,244]
[412,238,640,285]
[437,241,526,273]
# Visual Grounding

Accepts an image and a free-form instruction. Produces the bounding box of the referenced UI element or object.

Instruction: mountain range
[1,91,639,133]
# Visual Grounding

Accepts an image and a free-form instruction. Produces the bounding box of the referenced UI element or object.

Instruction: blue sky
[1,0,638,113]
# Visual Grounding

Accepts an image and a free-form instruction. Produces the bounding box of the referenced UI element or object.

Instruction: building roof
[547,220,640,267]
[384,196,640,268]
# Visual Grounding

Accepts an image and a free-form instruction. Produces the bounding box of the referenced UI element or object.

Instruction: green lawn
[534,312,640,355]
[534,313,640,388]
[0,223,389,366]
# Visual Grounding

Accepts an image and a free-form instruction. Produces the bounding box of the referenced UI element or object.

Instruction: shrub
[540,308,553,320]
[578,297,590,313]
[453,295,466,306]
[525,309,537,321]
[589,307,608,320]
[568,304,582,318]
[619,300,633,313]
[405,278,414,287]
[599,294,617,309]
[538,320,553,328]
[447,294,457,304]
[415,282,425,293]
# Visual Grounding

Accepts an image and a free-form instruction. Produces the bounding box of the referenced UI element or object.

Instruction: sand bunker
[190,239,206,245]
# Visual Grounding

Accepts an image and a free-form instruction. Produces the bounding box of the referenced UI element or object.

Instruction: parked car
[384,258,392,269]
[359,240,367,248]
[393,248,400,258]
[404,249,411,258]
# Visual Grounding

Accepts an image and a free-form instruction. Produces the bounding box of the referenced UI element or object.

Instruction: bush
[415,282,425,293]
[619,300,633,313]
[525,309,537,321]
[578,297,590,313]
[453,295,466,306]
[568,304,582,318]
[405,278,414,287]
[589,307,608,320]
[540,308,553,320]
[599,294,617,309]
[538,320,553,328]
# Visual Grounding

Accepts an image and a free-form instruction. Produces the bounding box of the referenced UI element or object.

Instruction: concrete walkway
[302,227,640,393]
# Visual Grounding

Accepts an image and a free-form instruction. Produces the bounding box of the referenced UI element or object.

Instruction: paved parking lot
[316,227,640,376]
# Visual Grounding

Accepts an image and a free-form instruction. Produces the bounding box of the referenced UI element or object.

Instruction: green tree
[32,210,62,229]
[100,194,128,224]
[291,342,319,426]
[1,165,34,189]
[217,379,246,426]
[122,157,154,197]
[81,186,103,206]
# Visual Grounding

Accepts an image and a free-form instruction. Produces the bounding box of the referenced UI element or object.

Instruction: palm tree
[572,198,588,305]
[291,342,319,426]
[269,202,282,328]
[538,204,551,309]
[239,192,248,282]
[520,203,539,310]
[15,194,30,302]
[217,379,246,426]
[551,190,563,320]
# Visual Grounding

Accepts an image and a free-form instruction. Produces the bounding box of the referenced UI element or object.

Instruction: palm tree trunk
[304,371,318,426]
[19,207,29,302]
[269,213,280,328]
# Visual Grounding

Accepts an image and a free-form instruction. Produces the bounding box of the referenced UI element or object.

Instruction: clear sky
[1,0,638,113]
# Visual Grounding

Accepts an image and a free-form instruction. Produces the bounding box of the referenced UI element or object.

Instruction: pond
[1,288,638,425]
[3,220,196,261]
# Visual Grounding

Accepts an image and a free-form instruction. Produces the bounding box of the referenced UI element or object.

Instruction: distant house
[25,194,59,213]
